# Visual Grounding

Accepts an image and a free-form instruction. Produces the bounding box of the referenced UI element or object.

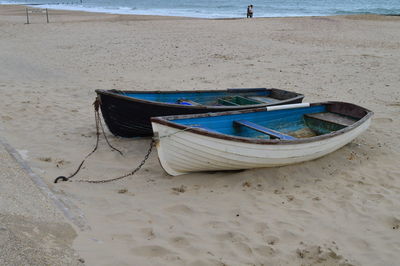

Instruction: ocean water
[1,0,399,18]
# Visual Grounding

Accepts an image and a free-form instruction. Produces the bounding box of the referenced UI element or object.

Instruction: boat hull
[151,116,371,176]
[96,89,304,137]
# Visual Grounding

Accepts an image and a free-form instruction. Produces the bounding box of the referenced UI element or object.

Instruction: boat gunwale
[95,88,305,109]
[150,101,373,145]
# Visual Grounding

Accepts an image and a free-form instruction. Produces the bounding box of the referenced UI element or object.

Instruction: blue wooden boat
[151,102,373,176]
[95,88,304,137]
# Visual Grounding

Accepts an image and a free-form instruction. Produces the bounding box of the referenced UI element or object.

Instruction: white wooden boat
[151,102,373,176]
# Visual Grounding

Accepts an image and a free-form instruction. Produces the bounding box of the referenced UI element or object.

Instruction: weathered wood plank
[234,120,297,140]
[305,112,356,127]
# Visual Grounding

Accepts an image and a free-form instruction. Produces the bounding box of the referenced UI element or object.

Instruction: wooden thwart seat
[233,120,297,140]
[234,96,263,105]
[248,96,279,104]
[304,112,356,127]
[218,96,262,106]
[218,98,239,106]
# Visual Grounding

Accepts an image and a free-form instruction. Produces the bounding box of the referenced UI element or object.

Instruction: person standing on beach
[247,5,253,18]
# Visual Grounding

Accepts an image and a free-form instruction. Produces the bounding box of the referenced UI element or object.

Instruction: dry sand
[1,5,400,265]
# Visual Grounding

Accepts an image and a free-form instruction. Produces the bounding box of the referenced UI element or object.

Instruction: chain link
[54,97,153,184]
[73,139,154,183]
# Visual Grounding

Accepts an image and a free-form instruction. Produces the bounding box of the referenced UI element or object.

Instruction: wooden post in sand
[26,8,29,24]
[25,8,50,24]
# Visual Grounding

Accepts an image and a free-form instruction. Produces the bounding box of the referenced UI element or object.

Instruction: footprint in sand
[387,102,400,107]
[38,157,52,162]
[366,193,385,202]
[140,227,156,240]
[1,115,13,121]
[296,243,353,265]
[170,236,191,248]
[388,216,400,230]
[265,235,280,246]
[254,245,275,257]
[171,185,186,194]
[165,204,195,215]
[374,117,393,125]
[215,231,249,243]
[206,220,227,229]
[111,233,133,242]
[233,241,253,256]
[131,245,174,257]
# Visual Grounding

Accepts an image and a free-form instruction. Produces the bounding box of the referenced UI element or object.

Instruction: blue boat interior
[121,90,282,106]
[169,105,359,140]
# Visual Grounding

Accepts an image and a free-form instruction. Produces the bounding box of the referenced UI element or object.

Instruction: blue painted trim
[171,105,326,137]
[124,90,269,105]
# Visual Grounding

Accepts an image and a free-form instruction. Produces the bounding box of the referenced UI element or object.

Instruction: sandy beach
[1,5,400,265]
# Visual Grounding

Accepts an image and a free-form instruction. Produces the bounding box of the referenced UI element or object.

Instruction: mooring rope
[157,125,200,139]
[54,98,200,184]
[53,97,145,184]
